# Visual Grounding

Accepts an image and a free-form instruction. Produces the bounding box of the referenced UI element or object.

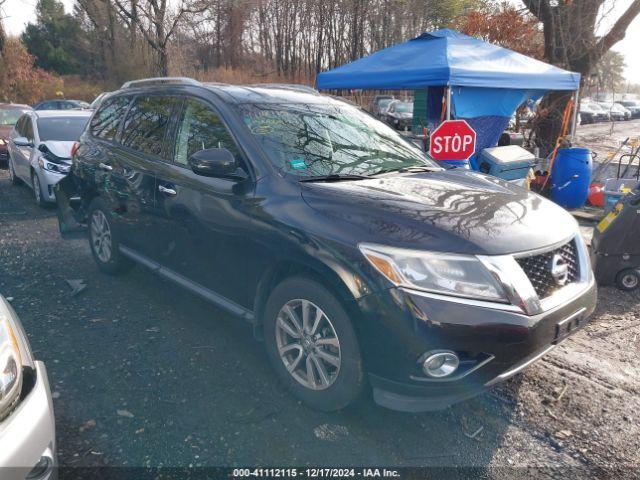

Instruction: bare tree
[521,0,640,154]
[110,0,205,75]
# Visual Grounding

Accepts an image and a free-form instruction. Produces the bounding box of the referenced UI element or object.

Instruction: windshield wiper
[370,165,441,176]
[298,173,370,183]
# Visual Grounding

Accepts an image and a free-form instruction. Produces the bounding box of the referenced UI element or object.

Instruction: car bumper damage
[53,174,86,239]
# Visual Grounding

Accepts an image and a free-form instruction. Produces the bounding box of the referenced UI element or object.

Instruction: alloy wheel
[621,273,639,289]
[275,299,341,390]
[90,210,113,263]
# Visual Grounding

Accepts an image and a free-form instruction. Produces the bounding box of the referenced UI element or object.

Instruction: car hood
[300,170,578,256]
[41,141,74,159]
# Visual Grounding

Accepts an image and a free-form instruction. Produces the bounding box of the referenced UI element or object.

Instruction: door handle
[158,185,177,196]
[98,162,113,172]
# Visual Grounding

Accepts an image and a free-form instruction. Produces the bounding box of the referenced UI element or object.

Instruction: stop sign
[429,120,477,161]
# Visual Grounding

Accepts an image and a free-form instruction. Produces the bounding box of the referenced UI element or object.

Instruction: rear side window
[120,95,178,157]
[90,96,131,141]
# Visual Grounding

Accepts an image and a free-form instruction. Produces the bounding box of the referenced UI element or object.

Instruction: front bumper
[36,168,67,203]
[0,361,56,479]
[357,279,597,412]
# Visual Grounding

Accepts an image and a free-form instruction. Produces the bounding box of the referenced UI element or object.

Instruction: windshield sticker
[289,158,307,170]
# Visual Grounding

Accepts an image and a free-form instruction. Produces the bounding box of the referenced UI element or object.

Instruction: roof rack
[121,77,202,89]
[250,83,318,94]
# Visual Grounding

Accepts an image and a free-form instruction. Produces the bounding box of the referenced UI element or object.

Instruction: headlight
[0,315,22,420]
[0,138,6,146]
[39,156,71,174]
[359,243,508,302]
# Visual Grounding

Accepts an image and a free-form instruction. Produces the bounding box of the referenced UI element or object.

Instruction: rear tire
[263,276,364,411]
[616,269,640,291]
[87,198,133,275]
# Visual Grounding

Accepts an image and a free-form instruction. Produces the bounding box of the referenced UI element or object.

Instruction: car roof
[114,78,355,108]
[206,84,352,106]
[0,103,32,110]
[32,109,93,118]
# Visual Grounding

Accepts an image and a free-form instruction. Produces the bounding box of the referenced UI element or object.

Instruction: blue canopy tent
[316,29,581,165]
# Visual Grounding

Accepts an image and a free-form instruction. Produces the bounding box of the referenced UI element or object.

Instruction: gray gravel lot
[0,156,638,478]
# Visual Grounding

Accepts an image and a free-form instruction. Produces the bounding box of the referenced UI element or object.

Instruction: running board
[119,245,255,322]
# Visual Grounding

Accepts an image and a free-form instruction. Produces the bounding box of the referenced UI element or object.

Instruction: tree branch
[596,0,640,52]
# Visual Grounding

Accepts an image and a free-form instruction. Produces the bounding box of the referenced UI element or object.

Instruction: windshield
[240,102,436,177]
[37,116,89,141]
[393,102,413,113]
[378,98,393,110]
[0,108,29,125]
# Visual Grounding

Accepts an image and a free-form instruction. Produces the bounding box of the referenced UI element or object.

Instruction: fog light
[421,351,459,378]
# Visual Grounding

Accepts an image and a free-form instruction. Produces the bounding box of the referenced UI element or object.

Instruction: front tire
[32,171,47,208]
[616,269,640,291]
[263,276,364,411]
[88,198,133,275]
[8,157,21,186]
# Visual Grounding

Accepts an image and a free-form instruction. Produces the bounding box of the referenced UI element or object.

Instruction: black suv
[56,77,597,412]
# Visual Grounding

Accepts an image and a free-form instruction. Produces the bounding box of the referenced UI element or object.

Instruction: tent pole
[570,89,579,140]
[446,86,452,120]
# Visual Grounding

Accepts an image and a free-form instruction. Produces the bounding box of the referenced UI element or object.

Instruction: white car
[0,295,56,480]
[7,110,91,207]
[599,102,630,121]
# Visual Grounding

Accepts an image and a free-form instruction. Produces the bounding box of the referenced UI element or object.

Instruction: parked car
[618,100,640,118]
[0,294,56,480]
[56,78,597,412]
[383,100,413,130]
[7,110,91,207]
[579,102,608,124]
[590,102,611,122]
[0,103,32,166]
[613,102,632,120]
[370,94,395,118]
[579,103,596,124]
[599,102,630,121]
[33,99,90,111]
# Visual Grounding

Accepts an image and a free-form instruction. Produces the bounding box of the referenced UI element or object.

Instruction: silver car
[7,110,91,207]
[0,295,56,480]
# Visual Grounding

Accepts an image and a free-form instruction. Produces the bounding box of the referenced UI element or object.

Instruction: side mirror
[188,148,245,179]
[13,136,32,147]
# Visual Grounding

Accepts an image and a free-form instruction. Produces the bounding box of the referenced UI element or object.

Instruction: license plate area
[553,308,586,344]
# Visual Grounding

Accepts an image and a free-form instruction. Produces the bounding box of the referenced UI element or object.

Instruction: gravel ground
[575,118,640,181]
[0,157,638,478]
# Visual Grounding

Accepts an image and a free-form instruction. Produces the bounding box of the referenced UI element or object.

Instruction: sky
[2,0,639,83]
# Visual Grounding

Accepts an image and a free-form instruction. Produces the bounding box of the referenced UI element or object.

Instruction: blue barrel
[551,147,592,209]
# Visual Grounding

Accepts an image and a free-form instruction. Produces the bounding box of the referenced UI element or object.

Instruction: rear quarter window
[90,96,132,141]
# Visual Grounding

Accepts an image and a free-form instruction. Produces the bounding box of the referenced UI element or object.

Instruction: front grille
[516,240,579,299]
